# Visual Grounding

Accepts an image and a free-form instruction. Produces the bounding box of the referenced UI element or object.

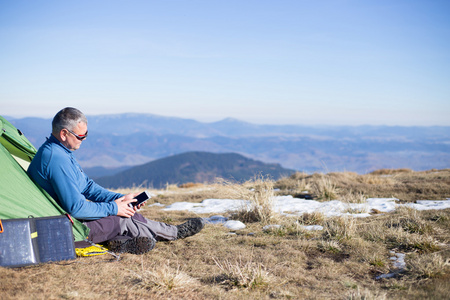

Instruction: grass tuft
[311,173,339,200]
[212,256,273,289]
[231,175,276,224]
[347,287,387,300]
[406,253,450,279]
[322,216,357,241]
[297,211,326,225]
[318,240,342,254]
[129,259,199,292]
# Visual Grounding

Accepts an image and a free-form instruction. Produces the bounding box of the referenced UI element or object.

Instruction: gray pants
[84,213,178,243]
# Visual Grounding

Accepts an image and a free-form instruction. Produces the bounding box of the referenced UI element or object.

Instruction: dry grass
[128,259,200,293]
[229,175,277,224]
[322,216,357,241]
[369,168,414,176]
[406,253,449,279]
[275,168,450,202]
[212,254,274,290]
[297,211,326,226]
[1,169,449,299]
[311,173,339,200]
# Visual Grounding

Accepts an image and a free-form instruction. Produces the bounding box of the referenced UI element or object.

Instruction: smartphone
[131,190,151,207]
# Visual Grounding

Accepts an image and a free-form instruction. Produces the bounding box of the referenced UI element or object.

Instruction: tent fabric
[0,116,36,163]
[0,116,90,241]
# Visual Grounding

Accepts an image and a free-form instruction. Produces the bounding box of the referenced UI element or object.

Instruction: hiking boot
[106,236,155,255]
[176,218,205,239]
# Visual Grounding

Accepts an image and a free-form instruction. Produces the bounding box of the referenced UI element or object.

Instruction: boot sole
[108,237,155,255]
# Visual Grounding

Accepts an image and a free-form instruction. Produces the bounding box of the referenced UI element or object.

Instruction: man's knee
[85,216,122,243]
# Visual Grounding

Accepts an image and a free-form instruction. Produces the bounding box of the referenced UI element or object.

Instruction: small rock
[224,220,246,230]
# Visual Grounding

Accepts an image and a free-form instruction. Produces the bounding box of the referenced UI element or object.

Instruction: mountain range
[6,113,450,175]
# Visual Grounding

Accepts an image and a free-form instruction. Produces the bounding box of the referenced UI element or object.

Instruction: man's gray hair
[52,107,88,135]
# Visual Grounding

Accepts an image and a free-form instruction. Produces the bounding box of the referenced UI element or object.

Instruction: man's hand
[114,192,148,217]
[115,193,138,217]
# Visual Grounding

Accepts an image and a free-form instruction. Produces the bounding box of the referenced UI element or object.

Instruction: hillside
[2,170,449,299]
[95,151,295,189]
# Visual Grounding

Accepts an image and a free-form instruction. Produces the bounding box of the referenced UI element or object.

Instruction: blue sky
[1,0,449,125]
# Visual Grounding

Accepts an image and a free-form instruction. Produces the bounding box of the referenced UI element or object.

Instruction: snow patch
[376,251,406,280]
[263,225,282,231]
[164,197,450,217]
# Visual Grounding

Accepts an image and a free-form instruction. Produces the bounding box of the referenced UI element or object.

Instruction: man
[28,107,204,254]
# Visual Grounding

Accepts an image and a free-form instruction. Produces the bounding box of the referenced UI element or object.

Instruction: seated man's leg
[127,214,204,240]
[129,213,178,241]
[84,213,204,246]
[84,216,122,243]
[131,214,205,240]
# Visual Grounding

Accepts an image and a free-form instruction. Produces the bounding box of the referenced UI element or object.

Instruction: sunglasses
[66,128,88,141]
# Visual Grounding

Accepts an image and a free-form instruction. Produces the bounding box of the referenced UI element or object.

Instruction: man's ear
[59,129,67,141]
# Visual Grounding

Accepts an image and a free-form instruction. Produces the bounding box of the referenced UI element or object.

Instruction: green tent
[0,116,89,241]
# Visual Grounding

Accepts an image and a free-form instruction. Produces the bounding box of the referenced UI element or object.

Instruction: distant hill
[84,165,133,179]
[95,151,295,189]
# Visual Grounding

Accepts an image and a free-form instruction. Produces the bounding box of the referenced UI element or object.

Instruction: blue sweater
[28,134,122,220]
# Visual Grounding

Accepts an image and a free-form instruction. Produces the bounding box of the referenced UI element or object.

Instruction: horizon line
[3,112,450,128]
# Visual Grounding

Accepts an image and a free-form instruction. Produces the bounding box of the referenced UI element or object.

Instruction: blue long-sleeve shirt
[28,134,122,220]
